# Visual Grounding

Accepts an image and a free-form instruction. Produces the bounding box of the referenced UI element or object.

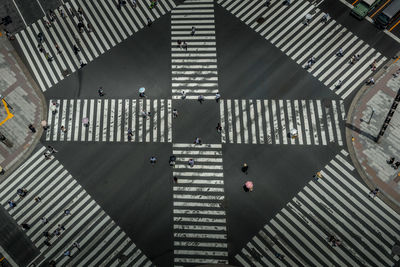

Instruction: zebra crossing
[235,149,400,266]
[218,0,388,100]
[220,99,345,145]
[45,98,172,142]
[0,146,151,266]
[171,0,220,99]
[172,143,228,265]
[15,0,176,92]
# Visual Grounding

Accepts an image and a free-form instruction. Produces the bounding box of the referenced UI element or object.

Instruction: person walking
[64,250,72,257]
[173,109,178,118]
[41,217,49,224]
[194,137,202,145]
[73,44,80,55]
[8,200,16,208]
[336,48,344,57]
[191,26,196,35]
[55,43,62,54]
[21,223,30,230]
[182,41,188,51]
[369,188,379,198]
[173,176,178,183]
[28,124,36,133]
[216,123,222,133]
[98,87,105,97]
[241,163,248,174]
[48,145,58,154]
[35,196,42,202]
[128,128,133,141]
[60,125,67,133]
[64,208,71,215]
[150,156,157,166]
[198,95,204,104]
[147,18,152,27]
[181,91,186,99]
[215,92,221,103]
[188,158,195,167]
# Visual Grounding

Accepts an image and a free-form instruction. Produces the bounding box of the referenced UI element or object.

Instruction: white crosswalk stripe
[15,0,176,92]
[171,0,220,100]
[220,99,344,145]
[0,146,151,266]
[234,149,400,266]
[172,143,228,265]
[217,0,388,100]
[45,98,172,142]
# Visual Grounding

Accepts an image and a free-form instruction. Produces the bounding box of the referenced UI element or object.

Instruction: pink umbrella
[245,181,254,191]
[41,120,47,127]
[82,117,89,124]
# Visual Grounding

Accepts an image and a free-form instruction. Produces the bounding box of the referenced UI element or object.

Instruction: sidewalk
[0,33,45,178]
[347,56,400,214]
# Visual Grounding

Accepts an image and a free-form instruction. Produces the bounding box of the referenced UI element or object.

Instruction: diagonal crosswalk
[16,0,176,92]
[234,149,400,266]
[220,99,346,145]
[0,146,151,266]
[171,0,220,100]
[45,98,172,142]
[217,0,388,100]
[172,143,228,265]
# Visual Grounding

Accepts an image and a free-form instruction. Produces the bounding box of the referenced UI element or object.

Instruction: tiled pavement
[0,34,44,176]
[348,58,400,213]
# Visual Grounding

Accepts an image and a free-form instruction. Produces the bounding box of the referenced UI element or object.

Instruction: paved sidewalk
[347,57,400,213]
[0,33,45,178]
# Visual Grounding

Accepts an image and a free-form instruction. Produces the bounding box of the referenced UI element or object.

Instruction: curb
[0,35,47,183]
[346,55,400,215]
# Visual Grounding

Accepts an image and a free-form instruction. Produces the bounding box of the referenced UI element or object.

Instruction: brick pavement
[347,56,400,213]
[0,32,45,179]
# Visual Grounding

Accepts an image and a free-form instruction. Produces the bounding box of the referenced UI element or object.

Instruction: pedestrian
[73,241,81,251]
[131,0,137,8]
[58,224,65,231]
[198,95,204,104]
[98,87,105,97]
[41,217,49,224]
[51,103,57,114]
[60,125,67,133]
[336,48,343,57]
[64,250,72,257]
[79,58,87,68]
[393,161,400,169]
[169,155,176,166]
[181,90,186,99]
[216,123,222,133]
[188,158,194,167]
[147,18,152,27]
[37,44,44,53]
[59,7,66,18]
[173,176,178,183]
[44,152,52,160]
[28,124,36,133]
[387,157,395,164]
[42,120,49,130]
[37,32,44,43]
[43,231,50,238]
[173,109,178,118]
[370,60,377,71]
[366,77,375,85]
[150,156,157,165]
[45,52,54,62]
[369,188,379,198]
[283,0,291,5]
[241,163,248,174]
[73,44,80,55]
[177,40,182,48]
[182,41,187,51]
[8,200,16,208]
[191,26,196,35]
[21,223,30,230]
[35,196,42,202]
[44,19,51,29]
[74,35,81,46]
[128,128,133,141]
[194,137,202,145]
[44,240,51,246]
[48,145,58,154]
[265,0,271,7]
[141,110,148,118]
[54,228,61,236]
[17,188,28,197]
[215,92,221,103]
[0,166,4,175]
[49,260,56,267]
[5,30,15,41]
[64,208,71,215]
[87,22,93,32]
